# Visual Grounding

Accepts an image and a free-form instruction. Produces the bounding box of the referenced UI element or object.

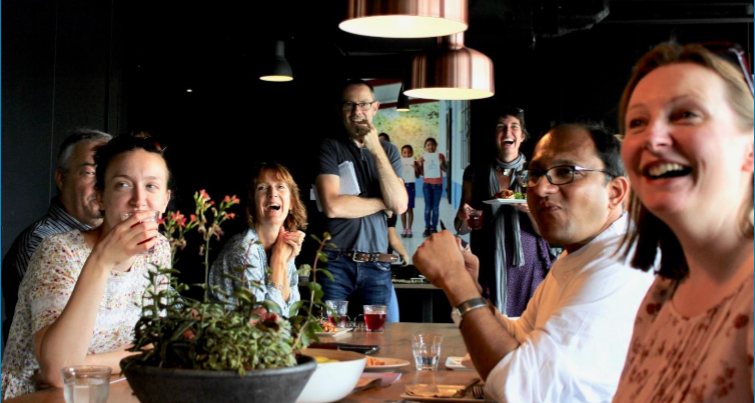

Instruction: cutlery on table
[452,377,481,398]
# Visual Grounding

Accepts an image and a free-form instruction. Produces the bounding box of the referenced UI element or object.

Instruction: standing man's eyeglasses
[342,101,376,111]
[516,165,614,188]
[699,41,754,96]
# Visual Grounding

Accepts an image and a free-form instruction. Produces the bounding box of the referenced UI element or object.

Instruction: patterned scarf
[488,153,526,314]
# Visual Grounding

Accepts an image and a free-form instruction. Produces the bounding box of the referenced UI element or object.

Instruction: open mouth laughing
[266,204,281,211]
[643,162,693,179]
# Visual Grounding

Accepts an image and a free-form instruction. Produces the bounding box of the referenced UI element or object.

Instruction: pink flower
[189,214,197,223]
[227,213,236,219]
[198,189,211,201]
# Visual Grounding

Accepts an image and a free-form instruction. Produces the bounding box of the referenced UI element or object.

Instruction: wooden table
[4,323,477,403]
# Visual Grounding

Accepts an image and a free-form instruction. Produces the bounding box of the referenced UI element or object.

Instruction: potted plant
[121,190,335,403]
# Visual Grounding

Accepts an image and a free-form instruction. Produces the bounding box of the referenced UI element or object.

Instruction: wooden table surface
[4,323,478,403]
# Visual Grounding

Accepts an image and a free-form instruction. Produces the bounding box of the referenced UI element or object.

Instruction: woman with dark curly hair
[210,162,307,314]
[454,107,552,317]
[613,42,754,402]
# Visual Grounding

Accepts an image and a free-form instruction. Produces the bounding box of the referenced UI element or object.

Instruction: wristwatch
[450,297,489,328]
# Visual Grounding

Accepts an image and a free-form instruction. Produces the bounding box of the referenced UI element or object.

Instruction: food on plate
[313,356,341,364]
[365,356,385,366]
[493,190,526,200]
[318,318,339,333]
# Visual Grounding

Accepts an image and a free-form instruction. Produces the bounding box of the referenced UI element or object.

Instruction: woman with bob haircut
[1,135,173,398]
[210,161,307,314]
[614,42,753,402]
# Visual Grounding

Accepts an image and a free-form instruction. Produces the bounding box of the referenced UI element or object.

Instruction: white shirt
[484,213,655,403]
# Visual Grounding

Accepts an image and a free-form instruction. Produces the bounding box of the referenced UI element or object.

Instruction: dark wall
[2,0,125,258]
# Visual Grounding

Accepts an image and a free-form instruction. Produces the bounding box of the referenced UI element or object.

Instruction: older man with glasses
[314,79,408,319]
[414,123,655,402]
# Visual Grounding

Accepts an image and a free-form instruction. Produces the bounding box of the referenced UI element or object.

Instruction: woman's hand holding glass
[91,211,161,268]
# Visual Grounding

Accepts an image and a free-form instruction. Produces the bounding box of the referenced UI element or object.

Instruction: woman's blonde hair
[246,162,307,232]
[619,42,754,279]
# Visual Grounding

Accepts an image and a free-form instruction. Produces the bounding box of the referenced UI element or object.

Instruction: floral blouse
[613,273,754,403]
[209,228,300,315]
[1,230,171,399]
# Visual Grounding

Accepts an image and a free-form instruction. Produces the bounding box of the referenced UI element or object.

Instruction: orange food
[319,319,339,333]
[494,189,515,199]
[366,356,385,366]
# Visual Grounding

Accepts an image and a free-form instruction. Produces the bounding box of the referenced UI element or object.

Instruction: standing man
[414,124,654,402]
[2,129,111,343]
[316,79,408,313]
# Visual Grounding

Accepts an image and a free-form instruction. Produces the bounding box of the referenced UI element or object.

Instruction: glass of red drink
[466,209,483,230]
[325,300,350,328]
[363,305,387,332]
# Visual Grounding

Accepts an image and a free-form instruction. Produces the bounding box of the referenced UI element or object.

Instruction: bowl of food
[296,348,367,403]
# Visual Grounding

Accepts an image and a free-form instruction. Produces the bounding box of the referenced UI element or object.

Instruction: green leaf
[296,264,312,277]
[288,301,304,317]
[307,282,322,292]
[309,234,322,243]
[317,251,328,263]
[317,269,334,282]
[262,300,281,316]
[230,265,246,273]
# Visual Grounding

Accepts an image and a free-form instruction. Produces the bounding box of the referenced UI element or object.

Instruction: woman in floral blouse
[209,161,307,315]
[1,135,173,399]
[614,42,753,402]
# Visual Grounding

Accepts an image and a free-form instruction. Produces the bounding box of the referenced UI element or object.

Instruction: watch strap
[455,297,489,317]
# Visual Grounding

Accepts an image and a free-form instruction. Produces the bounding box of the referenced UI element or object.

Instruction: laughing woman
[210,162,307,315]
[613,42,754,402]
[1,135,172,398]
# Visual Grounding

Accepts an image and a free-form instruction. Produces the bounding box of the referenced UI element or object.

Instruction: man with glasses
[414,123,654,402]
[315,79,408,316]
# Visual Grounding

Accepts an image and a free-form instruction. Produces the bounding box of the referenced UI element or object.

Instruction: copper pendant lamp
[405,33,494,100]
[260,41,293,82]
[340,0,468,38]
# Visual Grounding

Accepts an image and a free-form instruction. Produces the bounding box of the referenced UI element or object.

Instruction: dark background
[3,0,752,291]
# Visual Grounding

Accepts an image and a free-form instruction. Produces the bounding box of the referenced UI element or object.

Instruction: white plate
[363,357,411,371]
[483,198,527,205]
[445,356,473,371]
[399,393,485,402]
[314,328,352,338]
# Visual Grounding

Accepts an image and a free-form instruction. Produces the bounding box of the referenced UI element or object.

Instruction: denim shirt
[209,228,300,315]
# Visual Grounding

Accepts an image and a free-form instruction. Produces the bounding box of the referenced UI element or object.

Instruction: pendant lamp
[396,85,410,111]
[260,41,293,82]
[405,33,494,100]
[340,0,468,38]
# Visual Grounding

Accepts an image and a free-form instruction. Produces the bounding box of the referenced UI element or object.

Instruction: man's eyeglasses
[700,41,754,96]
[342,101,376,111]
[516,165,614,188]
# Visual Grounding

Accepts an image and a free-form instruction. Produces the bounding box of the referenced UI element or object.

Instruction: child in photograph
[400,145,419,237]
[418,138,447,236]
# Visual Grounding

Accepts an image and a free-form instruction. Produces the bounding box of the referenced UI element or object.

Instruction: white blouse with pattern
[0,230,171,399]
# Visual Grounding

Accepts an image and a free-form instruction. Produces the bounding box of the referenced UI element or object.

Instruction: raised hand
[90,210,160,269]
[272,226,296,263]
[282,230,305,262]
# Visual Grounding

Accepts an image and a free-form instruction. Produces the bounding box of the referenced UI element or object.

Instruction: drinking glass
[412,333,443,371]
[466,209,483,230]
[120,210,161,255]
[363,305,387,332]
[61,365,111,403]
[325,300,350,328]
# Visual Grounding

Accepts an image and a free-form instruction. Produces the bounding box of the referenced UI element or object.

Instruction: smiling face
[401,146,413,158]
[57,141,108,227]
[622,63,754,230]
[340,83,379,139]
[528,127,625,252]
[424,139,437,153]
[495,115,525,162]
[253,170,292,227]
[97,149,171,231]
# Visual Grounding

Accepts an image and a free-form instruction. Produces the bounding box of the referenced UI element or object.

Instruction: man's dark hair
[551,123,625,180]
[338,78,375,101]
[57,129,112,171]
[379,133,391,142]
